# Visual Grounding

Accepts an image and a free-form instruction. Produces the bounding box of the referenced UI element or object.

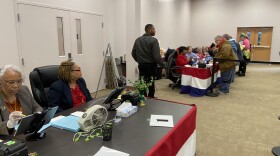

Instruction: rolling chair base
[272,146,280,156]
[169,83,180,90]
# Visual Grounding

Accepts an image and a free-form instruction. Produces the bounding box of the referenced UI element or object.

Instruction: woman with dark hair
[176,46,189,67]
[175,46,189,74]
[48,61,92,113]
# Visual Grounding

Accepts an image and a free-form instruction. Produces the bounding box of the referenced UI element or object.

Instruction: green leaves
[128,76,153,94]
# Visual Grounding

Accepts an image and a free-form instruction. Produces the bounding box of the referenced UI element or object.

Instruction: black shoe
[235,71,240,75]
[238,73,245,76]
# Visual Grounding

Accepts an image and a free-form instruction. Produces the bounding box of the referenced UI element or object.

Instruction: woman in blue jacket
[48,61,92,113]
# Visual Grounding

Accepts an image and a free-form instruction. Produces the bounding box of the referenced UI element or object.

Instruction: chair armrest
[170,66,182,77]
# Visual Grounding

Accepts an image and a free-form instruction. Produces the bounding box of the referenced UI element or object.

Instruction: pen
[157,119,169,122]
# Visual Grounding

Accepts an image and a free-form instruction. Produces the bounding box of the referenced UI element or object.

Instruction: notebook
[51,115,80,132]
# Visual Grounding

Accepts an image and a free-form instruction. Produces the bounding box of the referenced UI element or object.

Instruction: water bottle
[114,112,122,123]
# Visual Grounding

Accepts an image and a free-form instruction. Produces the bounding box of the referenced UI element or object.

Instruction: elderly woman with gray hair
[0,65,42,135]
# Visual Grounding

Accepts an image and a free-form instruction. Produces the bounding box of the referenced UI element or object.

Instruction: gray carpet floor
[94,63,280,156]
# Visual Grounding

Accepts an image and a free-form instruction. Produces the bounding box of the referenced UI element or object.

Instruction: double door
[17,3,105,92]
[237,27,273,62]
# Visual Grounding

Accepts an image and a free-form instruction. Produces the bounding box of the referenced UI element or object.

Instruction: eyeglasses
[2,79,23,86]
[71,70,81,72]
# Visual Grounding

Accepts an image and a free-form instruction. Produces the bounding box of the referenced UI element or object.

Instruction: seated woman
[175,46,189,73]
[48,61,93,113]
[201,46,208,56]
[0,65,42,135]
[185,46,198,65]
[204,52,213,63]
[195,47,205,60]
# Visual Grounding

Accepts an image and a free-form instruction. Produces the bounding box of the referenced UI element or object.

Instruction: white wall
[141,0,191,50]
[18,0,104,14]
[104,0,126,58]
[125,0,192,85]
[0,0,20,67]
[190,0,280,62]
[126,0,141,84]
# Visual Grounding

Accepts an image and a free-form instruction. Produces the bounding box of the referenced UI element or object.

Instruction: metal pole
[94,43,111,99]
[206,58,219,97]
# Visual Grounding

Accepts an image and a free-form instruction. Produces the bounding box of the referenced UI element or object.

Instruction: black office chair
[165,50,182,90]
[29,65,59,108]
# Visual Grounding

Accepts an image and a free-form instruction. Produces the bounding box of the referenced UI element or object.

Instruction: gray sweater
[0,86,42,135]
[132,34,165,68]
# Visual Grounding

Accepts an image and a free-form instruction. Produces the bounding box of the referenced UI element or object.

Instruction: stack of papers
[71,111,84,118]
[149,115,174,128]
[38,111,85,133]
[94,146,129,156]
[51,115,80,132]
[38,115,65,132]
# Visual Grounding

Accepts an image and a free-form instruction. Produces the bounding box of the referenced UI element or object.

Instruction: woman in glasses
[0,65,42,135]
[48,61,92,113]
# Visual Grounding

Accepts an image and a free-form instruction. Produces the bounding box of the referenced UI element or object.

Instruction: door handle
[253,45,270,48]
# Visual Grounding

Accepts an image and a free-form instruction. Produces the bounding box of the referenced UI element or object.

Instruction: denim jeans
[220,68,234,93]
[230,66,236,82]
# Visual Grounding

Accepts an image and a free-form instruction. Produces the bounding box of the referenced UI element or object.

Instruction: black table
[18,98,193,156]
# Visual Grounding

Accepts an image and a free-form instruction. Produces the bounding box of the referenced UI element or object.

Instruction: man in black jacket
[132,24,165,98]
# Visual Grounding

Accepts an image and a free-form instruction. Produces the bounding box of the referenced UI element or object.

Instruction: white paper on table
[149,115,174,128]
[94,146,129,156]
[38,115,65,132]
[70,111,84,118]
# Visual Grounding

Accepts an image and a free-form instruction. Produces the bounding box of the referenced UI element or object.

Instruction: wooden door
[237,27,273,62]
[236,27,253,43]
[250,27,273,62]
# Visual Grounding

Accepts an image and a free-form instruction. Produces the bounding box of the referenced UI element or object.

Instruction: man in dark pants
[132,24,165,98]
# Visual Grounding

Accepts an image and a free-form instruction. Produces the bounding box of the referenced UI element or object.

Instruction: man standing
[214,35,237,94]
[223,34,244,82]
[132,24,165,98]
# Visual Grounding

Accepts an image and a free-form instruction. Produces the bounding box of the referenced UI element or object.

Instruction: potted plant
[128,76,153,106]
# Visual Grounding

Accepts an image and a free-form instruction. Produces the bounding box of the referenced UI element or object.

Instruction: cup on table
[102,124,113,141]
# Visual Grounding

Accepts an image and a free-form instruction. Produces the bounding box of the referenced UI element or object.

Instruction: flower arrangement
[128,76,153,106]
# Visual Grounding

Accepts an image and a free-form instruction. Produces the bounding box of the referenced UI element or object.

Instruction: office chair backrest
[165,50,178,79]
[29,65,59,108]
[164,48,176,63]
